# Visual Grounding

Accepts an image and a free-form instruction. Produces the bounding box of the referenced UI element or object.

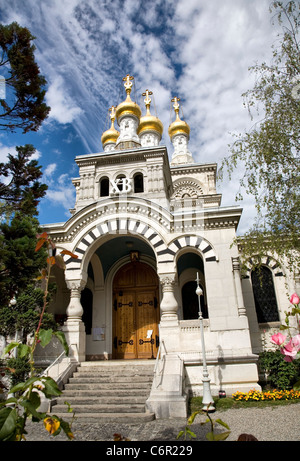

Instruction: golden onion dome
[137,89,163,137]
[115,74,142,121]
[101,106,120,148]
[168,96,190,140]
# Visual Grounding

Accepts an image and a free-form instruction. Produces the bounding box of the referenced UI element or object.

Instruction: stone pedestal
[62,320,86,362]
[63,279,86,362]
[146,353,188,418]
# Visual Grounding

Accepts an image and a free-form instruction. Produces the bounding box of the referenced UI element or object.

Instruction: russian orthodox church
[40,75,298,417]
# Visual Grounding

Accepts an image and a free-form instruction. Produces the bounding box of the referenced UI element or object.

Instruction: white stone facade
[38,75,298,418]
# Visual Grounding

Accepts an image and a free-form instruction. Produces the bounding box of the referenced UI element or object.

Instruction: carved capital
[66,279,86,293]
[160,275,176,291]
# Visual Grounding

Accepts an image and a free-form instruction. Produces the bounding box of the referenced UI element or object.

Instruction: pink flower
[271,332,286,346]
[290,293,300,305]
[281,335,300,362]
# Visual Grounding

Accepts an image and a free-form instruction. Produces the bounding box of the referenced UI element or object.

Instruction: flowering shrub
[232,389,300,401]
[258,350,300,389]
[271,293,300,363]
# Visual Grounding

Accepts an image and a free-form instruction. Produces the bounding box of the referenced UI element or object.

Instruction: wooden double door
[113,261,160,359]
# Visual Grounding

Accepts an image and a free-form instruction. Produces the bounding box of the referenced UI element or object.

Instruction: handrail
[154,339,166,374]
[41,343,78,377]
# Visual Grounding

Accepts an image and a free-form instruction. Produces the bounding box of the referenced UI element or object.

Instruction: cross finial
[171,96,180,120]
[123,74,134,95]
[142,89,153,115]
[109,106,116,122]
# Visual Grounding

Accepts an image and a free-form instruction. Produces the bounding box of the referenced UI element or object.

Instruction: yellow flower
[44,417,60,435]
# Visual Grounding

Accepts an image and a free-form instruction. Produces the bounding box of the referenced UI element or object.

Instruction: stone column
[62,279,86,362]
[232,257,247,317]
[159,274,179,325]
[66,279,86,320]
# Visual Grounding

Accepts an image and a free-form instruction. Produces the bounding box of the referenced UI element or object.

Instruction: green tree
[0,284,57,342]
[0,144,47,216]
[0,22,50,133]
[219,1,300,273]
[0,214,47,308]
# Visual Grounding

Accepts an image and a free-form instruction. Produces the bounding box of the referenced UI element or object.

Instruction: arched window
[100,177,109,197]
[251,266,279,323]
[134,173,144,193]
[182,280,208,320]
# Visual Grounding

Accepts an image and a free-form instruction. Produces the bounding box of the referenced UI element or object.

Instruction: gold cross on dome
[109,106,116,121]
[123,74,134,94]
[142,89,153,114]
[171,96,180,112]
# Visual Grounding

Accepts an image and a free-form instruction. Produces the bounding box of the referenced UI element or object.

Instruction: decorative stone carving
[159,274,179,323]
[172,179,204,199]
[66,279,86,320]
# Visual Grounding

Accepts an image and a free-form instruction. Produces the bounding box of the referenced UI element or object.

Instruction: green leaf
[206,431,215,441]
[212,431,231,441]
[20,392,44,421]
[185,428,196,439]
[215,418,230,430]
[0,396,18,407]
[2,341,19,357]
[54,330,69,356]
[38,328,53,347]
[0,407,17,441]
[176,430,185,439]
[10,376,40,394]
[64,401,74,413]
[9,381,26,393]
[57,419,74,440]
[41,377,62,398]
[187,410,201,425]
[17,343,31,358]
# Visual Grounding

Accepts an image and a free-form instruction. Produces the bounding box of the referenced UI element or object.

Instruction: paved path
[24,402,300,442]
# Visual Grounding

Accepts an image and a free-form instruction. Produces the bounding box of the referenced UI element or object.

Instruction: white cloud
[44,163,57,178]
[46,76,83,124]
[44,171,76,216]
[0,144,17,163]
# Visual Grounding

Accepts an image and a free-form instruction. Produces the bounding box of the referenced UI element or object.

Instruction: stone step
[50,360,155,421]
[62,388,151,397]
[79,360,155,367]
[68,376,152,384]
[51,412,155,422]
[56,396,147,405]
[54,403,146,413]
[74,368,154,378]
[64,382,152,390]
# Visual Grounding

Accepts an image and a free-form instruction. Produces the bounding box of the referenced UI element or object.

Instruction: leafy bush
[5,357,31,388]
[258,350,300,389]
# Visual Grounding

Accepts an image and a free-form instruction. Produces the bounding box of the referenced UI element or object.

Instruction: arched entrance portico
[112,261,160,359]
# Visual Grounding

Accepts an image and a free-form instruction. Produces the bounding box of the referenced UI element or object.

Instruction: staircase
[50,360,155,422]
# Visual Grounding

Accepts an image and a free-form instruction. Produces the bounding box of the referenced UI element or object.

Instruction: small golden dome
[137,89,163,137]
[115,74,142,121]
[168,96,190,140]
[101,106,120,147]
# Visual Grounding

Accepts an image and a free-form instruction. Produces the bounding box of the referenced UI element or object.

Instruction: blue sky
[0,0,285,232]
